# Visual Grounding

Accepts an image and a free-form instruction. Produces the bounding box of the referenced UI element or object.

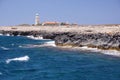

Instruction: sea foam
[20,40,56,48]
[101,50,120,57]
[6,55,29,64]
[79,46,120,57]
[27,35,43,40]
[5,34,10,36]
[44,41,56,47]
[0,33,3,36]
[1,47,10,50]
[62,46,120,57]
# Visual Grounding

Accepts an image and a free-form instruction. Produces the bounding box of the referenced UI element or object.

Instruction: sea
[0,35,120,80]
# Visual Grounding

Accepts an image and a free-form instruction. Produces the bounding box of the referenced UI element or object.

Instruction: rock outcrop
[0,30,120,51]
[54,32,120,50]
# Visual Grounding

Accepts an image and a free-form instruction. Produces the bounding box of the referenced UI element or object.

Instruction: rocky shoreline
[0,25,120,51]
[54,32,120,51]
[0,29,120,51]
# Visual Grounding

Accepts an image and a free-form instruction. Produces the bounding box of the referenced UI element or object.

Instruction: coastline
[0,25,120,52]
[57,45,120,57]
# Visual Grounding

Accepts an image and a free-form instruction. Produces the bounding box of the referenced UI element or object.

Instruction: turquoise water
[0,36,120,80]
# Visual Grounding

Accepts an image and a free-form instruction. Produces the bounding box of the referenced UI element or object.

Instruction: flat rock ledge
[0,30,120,51]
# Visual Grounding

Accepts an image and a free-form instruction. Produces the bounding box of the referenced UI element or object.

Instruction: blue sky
[0,0,120,26]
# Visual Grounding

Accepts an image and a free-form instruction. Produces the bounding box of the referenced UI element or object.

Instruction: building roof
[43,21,59,25]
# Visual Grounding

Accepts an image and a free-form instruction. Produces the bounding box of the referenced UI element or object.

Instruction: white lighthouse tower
[35,13,40,26]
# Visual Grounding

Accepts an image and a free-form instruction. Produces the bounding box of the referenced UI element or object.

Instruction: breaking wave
[27,35,43,40]
[62,46,120,57]
[6,55,29,64]
[79,46,120,57]
[19,40,56,48]
[5,34,10,36]
[0,33,3,36]
[44,41,56,47]
[1,46,10,50]
[101,50,120,57]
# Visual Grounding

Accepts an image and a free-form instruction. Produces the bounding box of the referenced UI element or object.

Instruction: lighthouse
[35,13,40,26]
